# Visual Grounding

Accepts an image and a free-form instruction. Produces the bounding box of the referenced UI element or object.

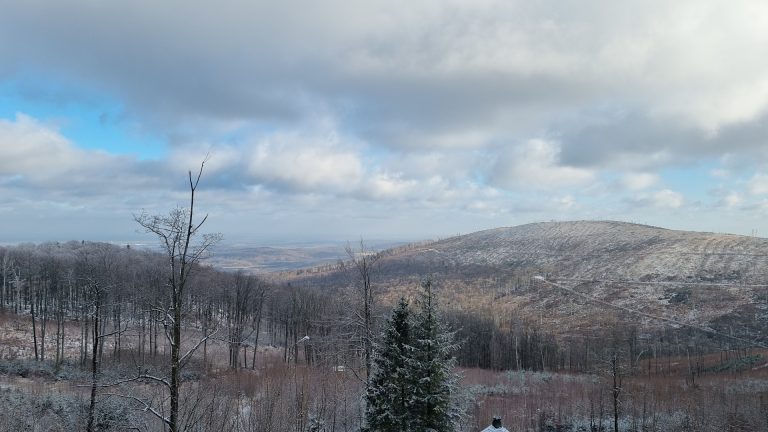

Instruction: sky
[2,0,768,243]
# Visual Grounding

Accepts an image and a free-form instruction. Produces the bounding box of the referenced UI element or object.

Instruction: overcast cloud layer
[2,0,768,242]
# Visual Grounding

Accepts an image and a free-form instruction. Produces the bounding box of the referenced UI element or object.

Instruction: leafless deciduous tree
[0,248,12,312]
[133,160,222,432]
[76,243,123,432]
[345,239,381,388]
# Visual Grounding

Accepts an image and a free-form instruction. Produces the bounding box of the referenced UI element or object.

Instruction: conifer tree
[365,297,413,432]
[408,278,460,432]
[365,279,461,432]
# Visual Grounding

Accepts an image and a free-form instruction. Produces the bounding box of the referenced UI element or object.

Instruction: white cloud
[621,172,659,190]
[492,139,595,189]
[4,0,768,147]
[381,150,484,184]
[723,192,742,208]
[362,173,420,200]
[0,114,157,198]
[246,133,364,193]
[0,113,191,237]
[748,173,768,195]
[398,130,493,150]
[339,0,768,131]
[0,114,91,181]
[651,189,684,208]
[558,195,576,210]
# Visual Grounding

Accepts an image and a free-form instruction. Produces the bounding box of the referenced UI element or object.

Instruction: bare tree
[345,239,381,388]
[611,352,623,432]
[225,271,256,369]
[1,248,11,311]
[250,279,267,369]
[77,243,120,432]
[133,160,222,432]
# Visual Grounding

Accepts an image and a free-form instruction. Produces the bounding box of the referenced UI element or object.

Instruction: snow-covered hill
[396,220,768,283]
[289,221,768,339]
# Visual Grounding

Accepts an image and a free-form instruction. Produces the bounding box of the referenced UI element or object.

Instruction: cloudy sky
[2,0,768,243]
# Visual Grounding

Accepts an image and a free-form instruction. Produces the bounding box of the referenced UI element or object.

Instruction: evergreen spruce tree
[408,278,460,432]
[364,297,414,432]
[365,280,460,432]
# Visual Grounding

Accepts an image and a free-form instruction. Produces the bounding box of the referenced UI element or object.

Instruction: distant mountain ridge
[283,220,768,339]
[390,220,768,283]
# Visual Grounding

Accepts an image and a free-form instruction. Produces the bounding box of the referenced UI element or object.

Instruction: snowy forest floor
[1,310,768,431]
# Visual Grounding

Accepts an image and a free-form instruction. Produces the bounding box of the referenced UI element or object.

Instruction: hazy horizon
[2,218,765,248]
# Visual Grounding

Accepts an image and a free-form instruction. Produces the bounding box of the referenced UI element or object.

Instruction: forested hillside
[1,220,768,430]
[284,221,768,356]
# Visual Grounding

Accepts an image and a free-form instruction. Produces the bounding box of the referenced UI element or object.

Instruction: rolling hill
[281,220,768,341]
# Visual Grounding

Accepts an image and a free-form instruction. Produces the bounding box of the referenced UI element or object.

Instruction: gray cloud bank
[2,0,768,240]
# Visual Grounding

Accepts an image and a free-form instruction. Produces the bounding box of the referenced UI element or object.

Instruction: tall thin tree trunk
[148,312,153,359]
[40,286,48,362]
[98,309,106,364]
[170,294,181,432]
[252,310,262,369]
[81,307,88,366]
[153,312,159,357]
[202,309,208,368]
[87,290,101,432]
[55,305,62,367]
[612,353,621,432]
[1,269,5,312]
[140,312,146,363]
[31,285,39,361]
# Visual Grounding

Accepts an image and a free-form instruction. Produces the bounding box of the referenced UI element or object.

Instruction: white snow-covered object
[480,416,509,432]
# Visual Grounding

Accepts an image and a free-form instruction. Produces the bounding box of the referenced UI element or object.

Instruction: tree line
[1,241,752,375]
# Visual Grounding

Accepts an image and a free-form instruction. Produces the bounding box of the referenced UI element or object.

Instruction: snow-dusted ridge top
[285,220,768,335]
[394,220,768,283]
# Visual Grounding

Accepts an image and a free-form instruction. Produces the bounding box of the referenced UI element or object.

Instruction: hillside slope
[287,221,768,340]
[397,220,768,282]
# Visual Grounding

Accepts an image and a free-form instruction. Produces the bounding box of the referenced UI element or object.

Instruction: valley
[1,220,767,431]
